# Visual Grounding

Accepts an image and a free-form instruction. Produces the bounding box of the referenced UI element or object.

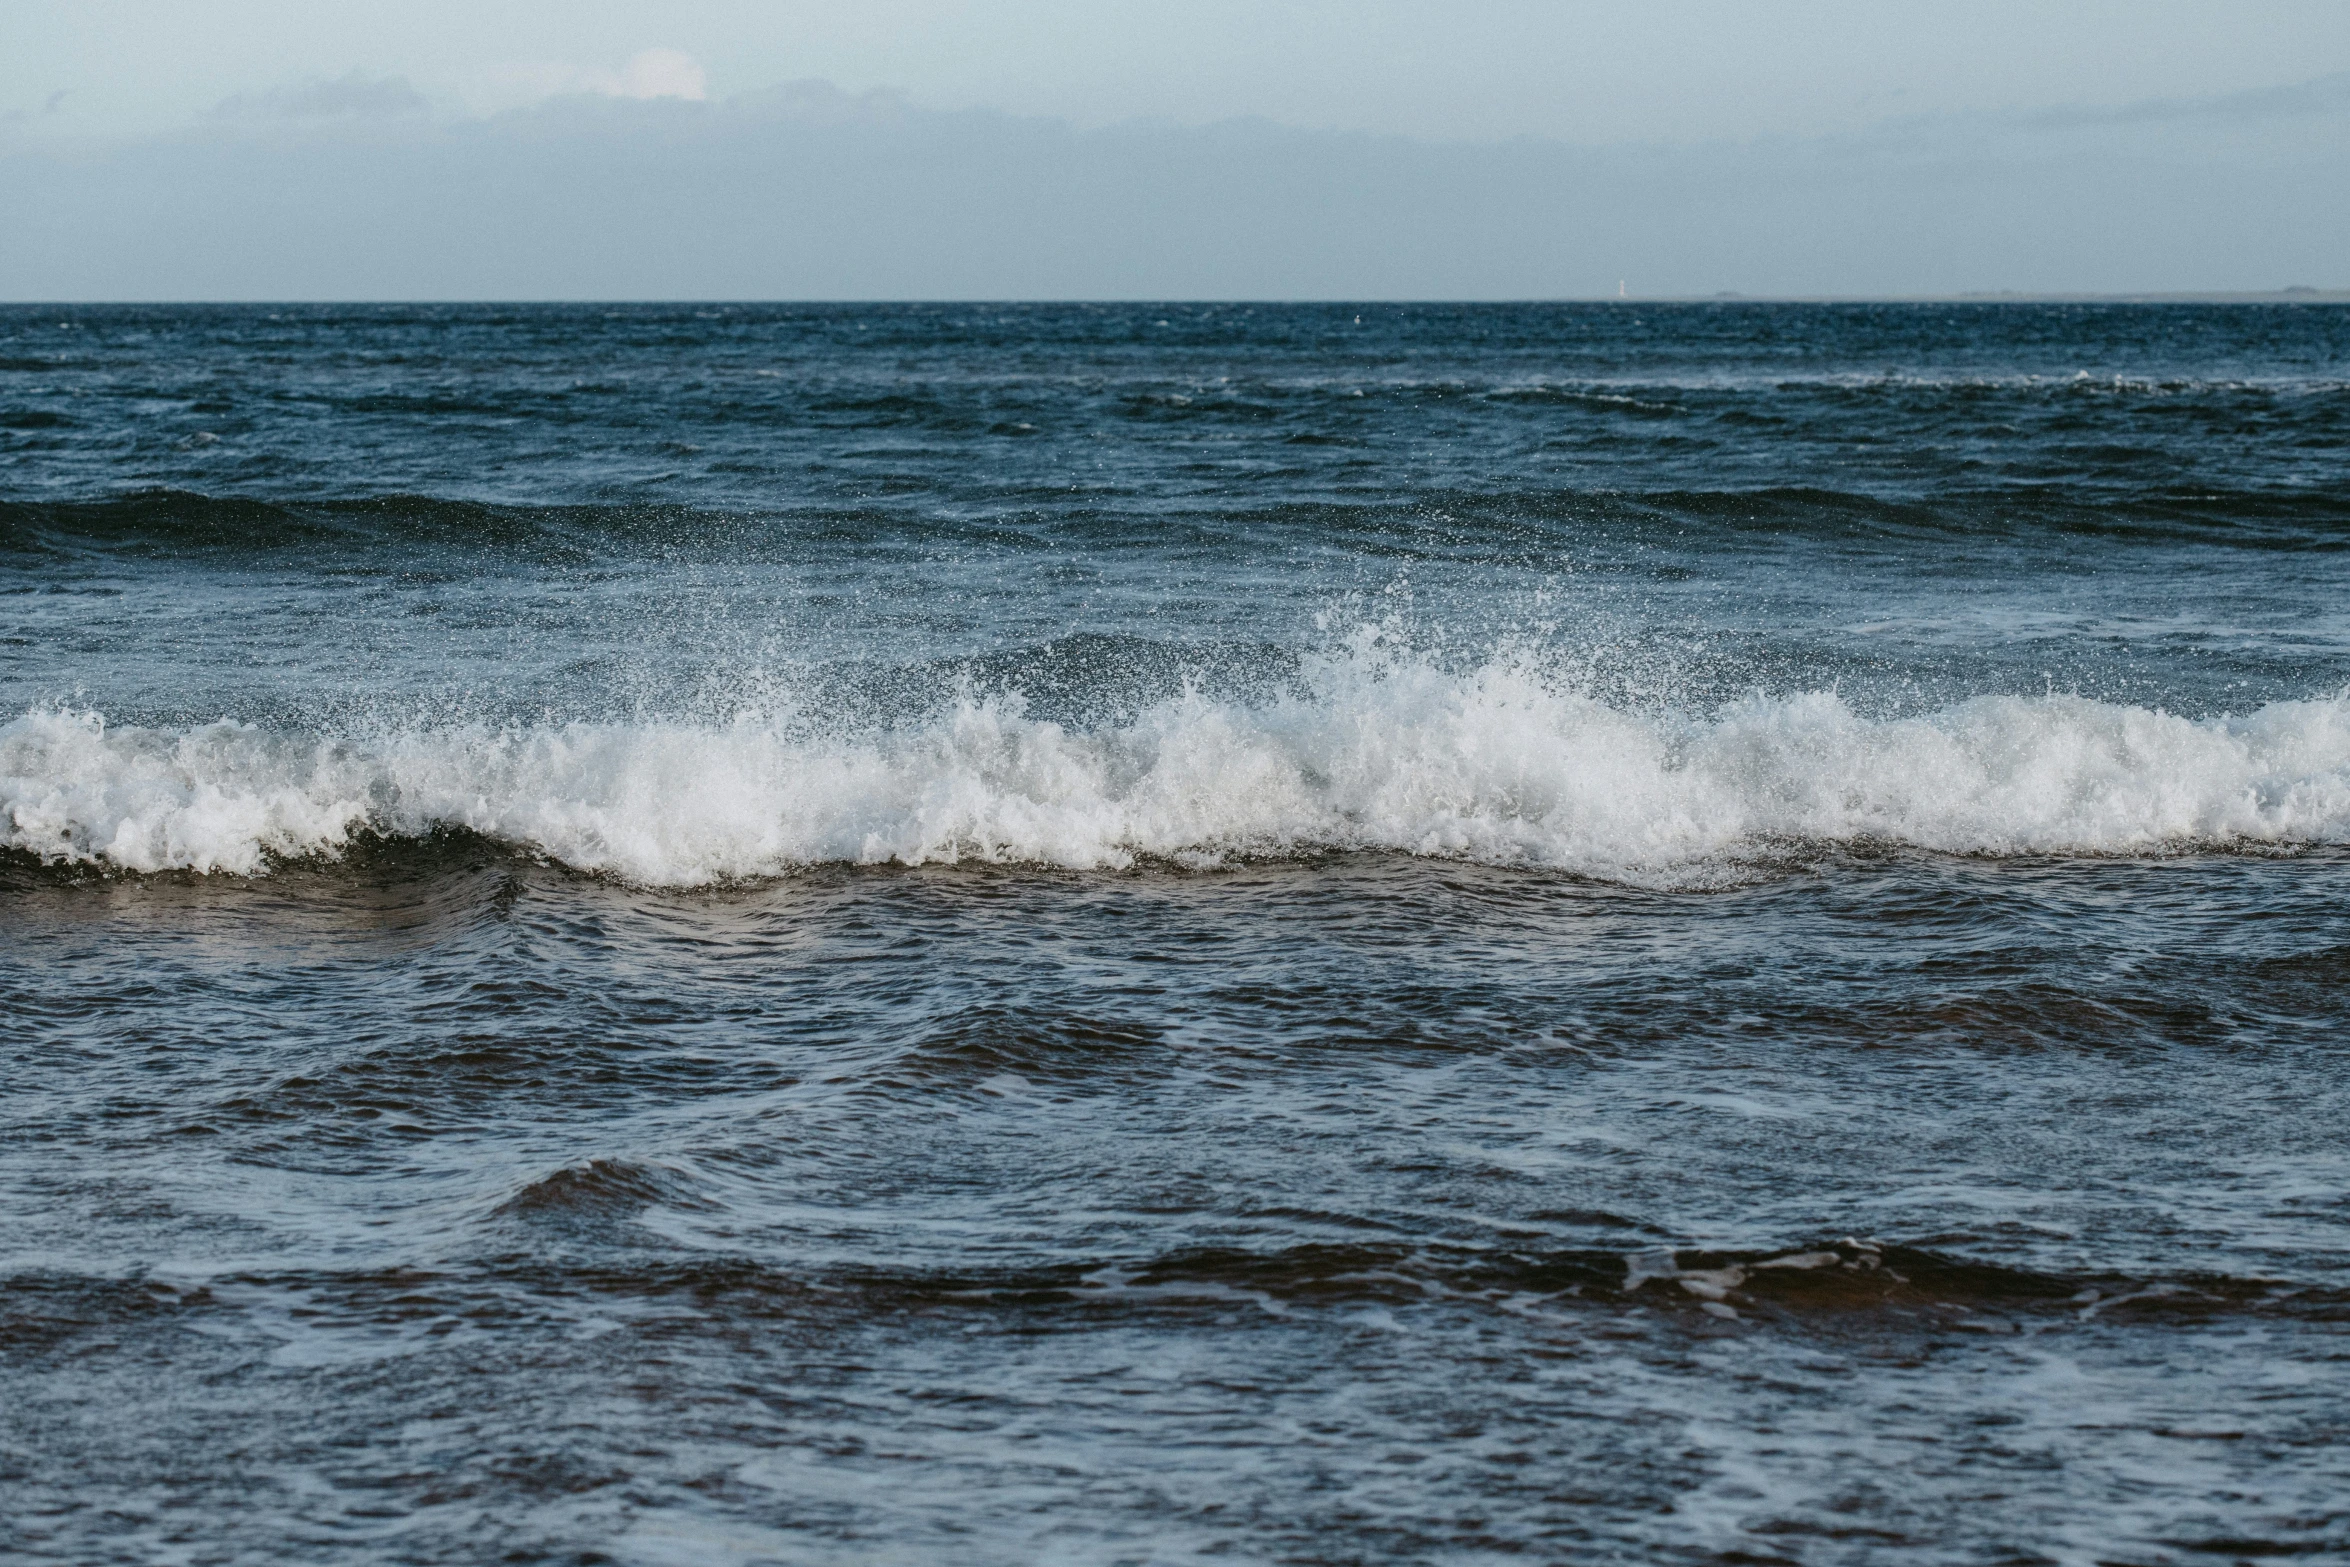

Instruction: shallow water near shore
[5,302,2350,1563]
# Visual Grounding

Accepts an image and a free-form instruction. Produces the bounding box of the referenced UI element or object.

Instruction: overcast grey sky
[11,0,2350,143]
[5,2,2349,298]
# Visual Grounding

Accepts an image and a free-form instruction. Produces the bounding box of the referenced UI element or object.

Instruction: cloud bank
[211,71,431,122]
[3,74,2345,299]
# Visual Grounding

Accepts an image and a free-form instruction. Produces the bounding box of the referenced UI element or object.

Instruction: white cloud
[495,49,707,107]
[607,49,706,102]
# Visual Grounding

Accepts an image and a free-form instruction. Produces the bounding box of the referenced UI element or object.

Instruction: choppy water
[5,302,2350,1565]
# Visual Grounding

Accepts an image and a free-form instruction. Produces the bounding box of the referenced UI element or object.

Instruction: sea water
[4,302,2349,1563]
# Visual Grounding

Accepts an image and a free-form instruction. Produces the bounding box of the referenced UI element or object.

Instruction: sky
[5,1,2349,299]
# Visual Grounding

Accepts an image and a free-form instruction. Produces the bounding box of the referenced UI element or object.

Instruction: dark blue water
[5,303,2350,1565]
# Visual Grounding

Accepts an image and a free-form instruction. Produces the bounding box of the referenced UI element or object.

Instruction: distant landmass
[1672,288,2350,303]
[1951,287,2350,302]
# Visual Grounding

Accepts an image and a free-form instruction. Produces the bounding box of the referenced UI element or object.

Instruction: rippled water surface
[5,303,2350,1564]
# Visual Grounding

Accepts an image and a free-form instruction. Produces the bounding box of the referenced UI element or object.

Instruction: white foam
[7,651,2350,885]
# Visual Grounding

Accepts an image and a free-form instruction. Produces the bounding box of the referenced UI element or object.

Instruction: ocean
[4,301,2348,1564]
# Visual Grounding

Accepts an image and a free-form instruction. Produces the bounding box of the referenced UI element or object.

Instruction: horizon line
[5,290,2349,307]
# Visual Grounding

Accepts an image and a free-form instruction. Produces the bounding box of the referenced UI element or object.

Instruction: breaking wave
[7,649,2350,885]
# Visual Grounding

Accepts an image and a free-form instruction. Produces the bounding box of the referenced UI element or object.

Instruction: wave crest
[8,655,2350,885]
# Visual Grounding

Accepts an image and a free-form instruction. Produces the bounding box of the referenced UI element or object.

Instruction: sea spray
[10,648,2350,883]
